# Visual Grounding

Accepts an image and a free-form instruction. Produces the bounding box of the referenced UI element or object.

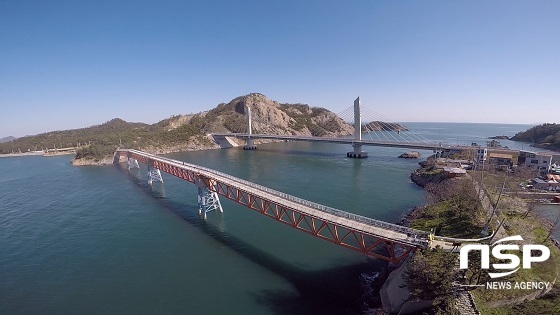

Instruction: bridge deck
[212,133,517,154]
[118,149,428,248]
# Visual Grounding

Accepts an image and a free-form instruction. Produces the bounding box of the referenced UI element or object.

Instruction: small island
[398,151,421,158]
[488,135,510,140]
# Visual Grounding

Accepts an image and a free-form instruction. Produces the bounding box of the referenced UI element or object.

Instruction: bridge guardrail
[120,149,430,244]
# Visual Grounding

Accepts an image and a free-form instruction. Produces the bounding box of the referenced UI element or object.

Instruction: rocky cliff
[61,93,354,165]
[198,93,353,137]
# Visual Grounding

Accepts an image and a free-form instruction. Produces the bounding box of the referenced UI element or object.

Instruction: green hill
[0,93,353,163]
[511,123,560,150]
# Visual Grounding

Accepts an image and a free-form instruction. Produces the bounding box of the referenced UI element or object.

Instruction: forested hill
[0,93,353,162]
[511,123,560,150]
[0,118,154,154]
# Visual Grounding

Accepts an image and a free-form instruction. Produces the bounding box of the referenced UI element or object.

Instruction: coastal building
[518,151,553,173]
[442,166,467,178]
[488,153,514,168]
[439,147,463,158]
[475,148,487,168]
[440,158,471,169]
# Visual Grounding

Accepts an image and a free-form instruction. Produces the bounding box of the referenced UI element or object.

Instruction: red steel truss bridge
[114,148,430,262]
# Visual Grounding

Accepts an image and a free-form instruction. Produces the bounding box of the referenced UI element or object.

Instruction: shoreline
[0,151,76,158]
[69,135,294,166]
[70,141,221,166]
[0,152,44,158]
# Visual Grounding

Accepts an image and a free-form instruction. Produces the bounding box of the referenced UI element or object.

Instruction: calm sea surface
[0,123,555,314]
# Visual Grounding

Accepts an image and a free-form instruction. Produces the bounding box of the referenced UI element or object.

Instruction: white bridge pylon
[347,97,368,158]
[241,97,368,157]
[243,105,257,150]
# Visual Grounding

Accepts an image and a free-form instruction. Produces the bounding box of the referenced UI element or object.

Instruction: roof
[488,153,513,159]
[443,167,467,174]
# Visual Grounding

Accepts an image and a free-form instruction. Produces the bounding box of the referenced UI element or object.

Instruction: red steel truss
[117,151,419,262]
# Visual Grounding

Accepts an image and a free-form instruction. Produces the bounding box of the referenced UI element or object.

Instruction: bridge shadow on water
[116,165,387,315]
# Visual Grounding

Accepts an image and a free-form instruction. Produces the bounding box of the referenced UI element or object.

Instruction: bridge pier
[127,157,139,169]
[243,138,256,150]
[347,97,368,158]
[147,160,163,185]
[347,144,368,158]
[195,176,223,219]
[243,105,257,150]
[112,151,122,164]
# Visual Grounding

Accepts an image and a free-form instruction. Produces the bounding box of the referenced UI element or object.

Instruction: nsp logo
[459,235,550,278]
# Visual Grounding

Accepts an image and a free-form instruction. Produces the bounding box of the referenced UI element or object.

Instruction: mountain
[0,136,16,143]
[0,93,354,163]
[511,123,560,150]
[202,93,353,137]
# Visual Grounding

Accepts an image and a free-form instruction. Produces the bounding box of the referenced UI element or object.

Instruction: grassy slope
[409,167,560,314]
[469,171,560,314]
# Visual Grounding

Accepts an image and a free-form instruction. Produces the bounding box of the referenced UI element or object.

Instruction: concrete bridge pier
[112,151,123,164]
[244,138,256,150]
[195,176,223,220]
[347,144,368,158]
[347,97,368,158]
[243,105,257,150]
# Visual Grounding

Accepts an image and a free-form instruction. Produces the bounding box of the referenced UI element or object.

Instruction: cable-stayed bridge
[212,97,515,157]
[114,149,430,262]
[212,132,471,151]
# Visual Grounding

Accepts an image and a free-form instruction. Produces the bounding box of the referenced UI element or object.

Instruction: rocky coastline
[379,160,481,314]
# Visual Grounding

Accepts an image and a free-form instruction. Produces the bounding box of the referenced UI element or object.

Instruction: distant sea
[402,122,537,151]
[1,122,557,314]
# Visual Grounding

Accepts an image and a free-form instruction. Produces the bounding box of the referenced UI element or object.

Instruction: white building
[518,151,553,173]
[476,148,487,164]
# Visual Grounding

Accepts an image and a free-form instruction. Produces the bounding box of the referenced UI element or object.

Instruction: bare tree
[522,192,541,218]
[515,165,539,181]
[544,212,560,243]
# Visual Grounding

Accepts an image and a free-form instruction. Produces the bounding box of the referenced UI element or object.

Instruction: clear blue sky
[1,0,559,137]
